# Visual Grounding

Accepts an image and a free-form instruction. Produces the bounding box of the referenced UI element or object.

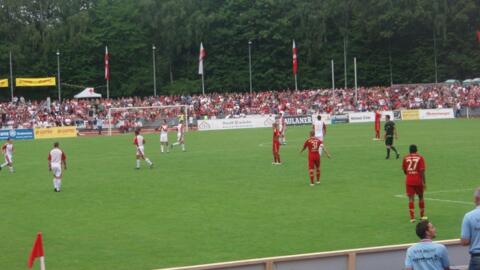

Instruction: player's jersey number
[405,157,420,172]
[309,139,320,151]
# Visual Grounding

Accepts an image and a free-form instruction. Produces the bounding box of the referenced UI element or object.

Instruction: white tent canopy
[74,88,102,99]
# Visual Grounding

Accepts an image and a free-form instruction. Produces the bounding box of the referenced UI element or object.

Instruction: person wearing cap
[405,220,450,270]
[461,188,480,270]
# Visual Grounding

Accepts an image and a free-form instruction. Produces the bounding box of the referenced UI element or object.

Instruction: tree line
[0,0,479,100]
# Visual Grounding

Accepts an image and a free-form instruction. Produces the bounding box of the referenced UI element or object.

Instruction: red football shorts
[406,185,424,196]
[308,153,320,169]
[272,141,280,153]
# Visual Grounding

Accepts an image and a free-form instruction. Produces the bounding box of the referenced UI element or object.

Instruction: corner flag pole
[28,232,46,270]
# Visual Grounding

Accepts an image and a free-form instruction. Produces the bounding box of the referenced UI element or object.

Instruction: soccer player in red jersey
[402,144,427,223]
[272,123,281,165]
[300,130,331,186]
[374,110,381,140]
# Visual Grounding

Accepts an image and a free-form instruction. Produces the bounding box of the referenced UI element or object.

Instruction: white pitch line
[422,189,473,194]
[394,194,472,205]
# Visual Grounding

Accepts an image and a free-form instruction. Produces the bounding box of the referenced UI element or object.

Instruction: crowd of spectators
[0,84,479,129]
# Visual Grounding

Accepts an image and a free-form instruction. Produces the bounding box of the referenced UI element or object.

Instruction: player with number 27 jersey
[403,152,426,188]
[402,144,427,223]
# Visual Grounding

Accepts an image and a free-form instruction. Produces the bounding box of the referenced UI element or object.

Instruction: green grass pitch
[1,119,478,270]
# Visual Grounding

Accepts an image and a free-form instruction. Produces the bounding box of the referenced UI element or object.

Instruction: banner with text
[400,110,420,120]
[331,114,349,124]
[348,111,395,123]
[16,77,56,87]
[34,126,77,139]
[0,79,8,88]
[419,108,454,120]
[0,129,34,140]
[198,116,275,131]
[285,114,331,126]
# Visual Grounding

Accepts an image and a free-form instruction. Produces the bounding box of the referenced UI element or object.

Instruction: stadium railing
[153,239,468,270]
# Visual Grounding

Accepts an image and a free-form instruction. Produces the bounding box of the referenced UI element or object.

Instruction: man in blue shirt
[405,220,450,270]
[461,188,480,270]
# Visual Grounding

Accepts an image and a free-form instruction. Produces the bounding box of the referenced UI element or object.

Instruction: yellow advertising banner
[16,77,56,87]
[34,126,77,139]
[401,110,420,120]
[0,79,8,88]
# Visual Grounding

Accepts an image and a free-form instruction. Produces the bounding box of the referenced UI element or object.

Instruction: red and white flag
[104,46,110,81]
[476,30,480,43]
[28,232,45,270]
[198,42,205,75]
[292,40,298,75]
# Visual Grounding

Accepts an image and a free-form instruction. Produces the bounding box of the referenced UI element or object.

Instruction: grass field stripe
[394,194,472,205]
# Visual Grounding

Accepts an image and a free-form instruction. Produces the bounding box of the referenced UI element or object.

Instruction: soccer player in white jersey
[278,112,287,145]
[134,129,153,169]
[313,115,327,140]
[159,120,169,153]
[1,138,14,173]
[48,142,67,192]
[171,120,186,151]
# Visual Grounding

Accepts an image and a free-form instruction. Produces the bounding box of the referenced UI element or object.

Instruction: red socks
[409,201,415,219]
[419,200,425,217]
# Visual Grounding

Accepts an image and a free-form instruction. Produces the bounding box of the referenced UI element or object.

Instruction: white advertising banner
[348,112,374,123]
[419,108,454,120]
[348,111,394,123]
[197,116,276,131]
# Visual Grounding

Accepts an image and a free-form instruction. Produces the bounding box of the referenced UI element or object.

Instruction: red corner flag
[477,30,480,43]
[28,232,45,269]
[292,40,298,75]
[104,46,110,81]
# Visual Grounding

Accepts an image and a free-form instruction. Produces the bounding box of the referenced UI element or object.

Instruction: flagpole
[199,42,205,95]
[39,256,46,270]
[56,50,61,103]
[433,27,438,84]
[105,46,110,99]
[9,51,14,101]
[344,36,347,89]
[354,57,358,105]
[292,40,298,91]
[294,74,298,91]
[152,44,157,96]
[201,73,205,95]
[331,59,335,98]
[248,40,253,94]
